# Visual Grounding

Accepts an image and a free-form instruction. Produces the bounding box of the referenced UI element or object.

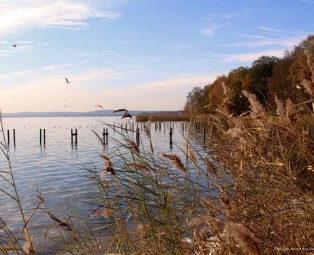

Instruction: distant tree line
[184,35,314,116]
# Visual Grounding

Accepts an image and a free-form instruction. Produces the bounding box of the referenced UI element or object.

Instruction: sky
[0,0,313,113]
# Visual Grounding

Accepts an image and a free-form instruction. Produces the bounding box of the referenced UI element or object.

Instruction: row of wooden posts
[5,121,208,147]
[5,128,172,147]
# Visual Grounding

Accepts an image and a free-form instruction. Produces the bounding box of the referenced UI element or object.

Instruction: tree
[184,86,209,115]
[207,75,227,111]
[226,67,250,114]
[243,56,279,109]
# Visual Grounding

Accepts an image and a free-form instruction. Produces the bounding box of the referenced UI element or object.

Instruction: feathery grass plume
[220,194,232,216]
[126,163,149,171]
[225,222,261,255]
[104,161,116,175]
[242,90,266,123]
[100,154,116,175]
[159,152,186,172]
[101,209,113,219]
[285,98,298,125]
[100,154,111,161]
[226,127,243,138]
[275,95,285,121]
[126,139,139,153]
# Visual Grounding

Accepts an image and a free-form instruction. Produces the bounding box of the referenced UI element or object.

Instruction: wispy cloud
[0,1,121,36]
[225,49,285,62]
[258,26,294,36]
[201,14,232,38]
[235,35,306,48]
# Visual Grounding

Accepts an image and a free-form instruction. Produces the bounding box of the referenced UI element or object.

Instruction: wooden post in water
[13,129,16,147]
[40,129,46,145]
[103,128,109,145]
[71,129,78,143]
[136,127,140,146]
[169,127,173,148]
[7,130,10,145]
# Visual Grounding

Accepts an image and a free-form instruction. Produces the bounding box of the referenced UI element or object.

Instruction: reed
[0,111,41,255]
[1,50,314,253]
[135,114,190,122]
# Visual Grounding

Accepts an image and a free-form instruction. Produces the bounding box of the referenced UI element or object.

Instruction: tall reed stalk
[0,112,40,254]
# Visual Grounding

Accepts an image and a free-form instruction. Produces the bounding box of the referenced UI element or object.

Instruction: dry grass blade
[92,130,104,146]
[126,163,149,171]
[49,214,73,231]
[160,152,186,172]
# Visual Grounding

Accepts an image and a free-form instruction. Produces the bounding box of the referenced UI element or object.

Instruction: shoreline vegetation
[135,113,190,122]
[1,36,314,254]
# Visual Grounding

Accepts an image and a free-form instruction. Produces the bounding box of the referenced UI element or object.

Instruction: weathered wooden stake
[71,129,78,143]
[7,130,10,145]
[169,127,173,148]
[13,129,16,146]
[40,129,46,145]
[103,128,109,145]
[136,127,140,146]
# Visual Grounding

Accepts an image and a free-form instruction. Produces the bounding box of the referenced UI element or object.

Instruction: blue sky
[0,0,313,113]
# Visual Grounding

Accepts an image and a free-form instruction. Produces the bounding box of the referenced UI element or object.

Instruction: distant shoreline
[1,110,185,118]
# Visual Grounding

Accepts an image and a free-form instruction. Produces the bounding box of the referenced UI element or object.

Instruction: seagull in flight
[65,77,70,84]
[113,108,133,119]
[96,105,103,109]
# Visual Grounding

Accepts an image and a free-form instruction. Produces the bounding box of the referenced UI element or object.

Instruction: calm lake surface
[0,116,208,251]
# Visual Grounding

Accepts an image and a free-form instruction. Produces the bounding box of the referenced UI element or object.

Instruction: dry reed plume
[159,152,186,172]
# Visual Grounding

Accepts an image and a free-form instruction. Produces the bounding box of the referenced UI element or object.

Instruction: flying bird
[96,105,103,109]
[113,109,133,119]
[13,44,17,47]
[65,77,70,84]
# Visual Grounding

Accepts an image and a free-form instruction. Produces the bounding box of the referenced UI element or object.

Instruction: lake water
[0,116,209,252]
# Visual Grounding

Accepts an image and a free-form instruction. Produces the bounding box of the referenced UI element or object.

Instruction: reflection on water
[0,116,210,252]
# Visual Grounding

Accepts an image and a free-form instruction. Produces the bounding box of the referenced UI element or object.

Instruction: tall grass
[0,50,313,254]
[0,111,39,254]
[1,104,313,254]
